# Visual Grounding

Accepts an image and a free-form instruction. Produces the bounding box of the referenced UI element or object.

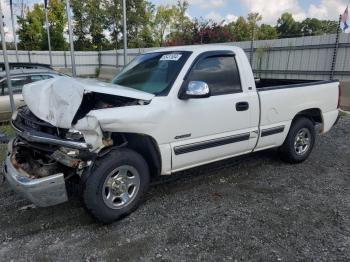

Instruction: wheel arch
[293,108,323,127]
[121,133,162,178]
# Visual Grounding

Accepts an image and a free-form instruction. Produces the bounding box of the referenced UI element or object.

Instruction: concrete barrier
[340,81,350,112]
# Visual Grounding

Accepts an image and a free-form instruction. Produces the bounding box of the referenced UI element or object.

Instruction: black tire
[83,148,150,224]
[280,117,316,164]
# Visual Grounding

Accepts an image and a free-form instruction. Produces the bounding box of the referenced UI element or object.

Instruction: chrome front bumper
[3,140,68,207]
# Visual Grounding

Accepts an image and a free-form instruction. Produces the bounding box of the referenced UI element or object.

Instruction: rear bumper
[322,110,341,133]
[333,114,341,127]
[3,140,68,207]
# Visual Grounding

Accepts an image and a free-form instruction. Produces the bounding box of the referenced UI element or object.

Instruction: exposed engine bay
[7,76,155,203]
[72,92,144,124]
[10,93,142,182]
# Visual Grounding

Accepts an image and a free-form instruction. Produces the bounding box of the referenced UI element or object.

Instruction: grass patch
[340,111,349,117]
[0,123,15,138]
[0,144,7,174]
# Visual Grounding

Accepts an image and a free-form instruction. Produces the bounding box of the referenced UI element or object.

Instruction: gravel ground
[0,116,350,261]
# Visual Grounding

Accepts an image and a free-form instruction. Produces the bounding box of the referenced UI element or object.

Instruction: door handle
[236,102,249,111]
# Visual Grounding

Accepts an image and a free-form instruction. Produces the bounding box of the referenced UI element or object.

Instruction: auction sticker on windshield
[160,54,183,61]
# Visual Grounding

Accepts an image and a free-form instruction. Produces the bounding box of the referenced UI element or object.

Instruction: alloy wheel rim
[102,165,141,209]
[294,128,311,156]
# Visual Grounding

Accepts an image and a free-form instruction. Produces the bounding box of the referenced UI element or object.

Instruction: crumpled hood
[22,77,154,129]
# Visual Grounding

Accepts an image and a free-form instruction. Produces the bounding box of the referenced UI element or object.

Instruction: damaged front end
[3,77,153,207]
[3,107,97,206]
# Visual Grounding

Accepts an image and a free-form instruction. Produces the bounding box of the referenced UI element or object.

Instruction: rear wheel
[280,117,316,164]
[83,148,150,224]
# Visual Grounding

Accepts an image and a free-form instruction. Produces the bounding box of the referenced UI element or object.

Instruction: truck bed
[255,79,337,91]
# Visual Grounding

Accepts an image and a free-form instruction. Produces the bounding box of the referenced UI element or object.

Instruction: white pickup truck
[3,45,340,223]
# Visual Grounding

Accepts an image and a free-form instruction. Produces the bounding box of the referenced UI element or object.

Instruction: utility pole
[66,0,76,77]
[10,0,19,62]
[0,1,16,113]
[122,0,127,66]
[44,0,52,66]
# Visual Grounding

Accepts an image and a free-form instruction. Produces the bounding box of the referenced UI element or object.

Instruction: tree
[18,1,66,51]
[71,0,108,51]
[86,0,108,50]
[103,0,155,49]
[301,18,338,36]
[126,0,155,48]
[71,0,92,50]
[196,20,234,44]
[103,0,122,49]
[45,0,67,50]
[257,24,278,40]
[170,0,193,45]
[277,13,301,38]
[17,4,45,50]
[247,12,262,39]
[152,5,176,46]
[227,17,250,41]
[320,20,339,34]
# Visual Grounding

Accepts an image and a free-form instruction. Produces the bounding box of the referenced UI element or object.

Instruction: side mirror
[181,81,211,99]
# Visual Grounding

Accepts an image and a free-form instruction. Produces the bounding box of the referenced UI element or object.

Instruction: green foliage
[71,0,108,51]
[17,1,66,51]
[102,0,122,48]
[301,18,338,36]
[277,12,339,38]
[95,67,101,78]
[153,5,177,46]
[71,0,91,50]
[16,1,341,51]
[277,13,302,38]
[126,0,155,48]
[17,4,45,50]
[101,0,156,49]
[257,24,278,40]
[47,0,67,50]
[227,16,250,41]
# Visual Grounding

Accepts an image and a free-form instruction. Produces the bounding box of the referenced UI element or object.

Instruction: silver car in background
[0,63,66,122]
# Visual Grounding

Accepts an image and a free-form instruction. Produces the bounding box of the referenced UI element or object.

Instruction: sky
[152,0,349,24]
[0,0,349,42]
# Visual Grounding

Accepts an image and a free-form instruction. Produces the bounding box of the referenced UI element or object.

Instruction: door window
[30,74,54,82]
[187,55,242,96]
[0,76,29,95]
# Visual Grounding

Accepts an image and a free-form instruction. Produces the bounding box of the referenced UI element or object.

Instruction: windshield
[112,51,191,95]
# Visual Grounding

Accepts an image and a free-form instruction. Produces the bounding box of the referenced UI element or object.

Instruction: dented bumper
[3,140,68,207]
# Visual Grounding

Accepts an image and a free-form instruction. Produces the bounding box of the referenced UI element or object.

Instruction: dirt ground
[0,116,350,261]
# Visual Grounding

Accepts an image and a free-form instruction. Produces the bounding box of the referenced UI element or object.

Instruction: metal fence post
[45,6,53,66]
[98,48,102,69]
[330,15,342,81]
[122,0,128,67]
[10,0,19,62]
[64,51,67,68]
[0,1,15,112]
[28,50,31,63]
[66,0,76,77]
[116,49,119,69]
[249,24,256,66]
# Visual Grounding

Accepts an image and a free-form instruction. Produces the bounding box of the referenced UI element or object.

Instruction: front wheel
[280,117,316,164]
[83,148,150,224]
